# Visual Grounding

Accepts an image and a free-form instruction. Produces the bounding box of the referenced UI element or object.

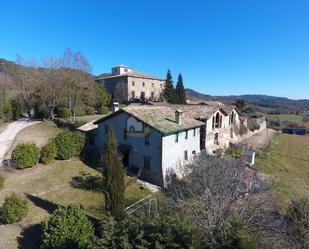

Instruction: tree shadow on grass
[17,223,42,249]
[71,172,103,192]
[25,194,59,214]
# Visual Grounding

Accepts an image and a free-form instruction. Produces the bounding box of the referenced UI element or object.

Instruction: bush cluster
[76,107,86,116]
[40,141,57,165]
[12,143,40,169]
[97,106,109,114]
[85,106,95,115]
[41,205,94,249]
[57,107,70,118]
[0,193,28,224]
[54,131,85,160]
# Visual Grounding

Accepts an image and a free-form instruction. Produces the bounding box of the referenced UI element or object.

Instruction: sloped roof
[94,105,205,135]
[77,121,98,132]
[147,102,225,120]
[96,70,164,81]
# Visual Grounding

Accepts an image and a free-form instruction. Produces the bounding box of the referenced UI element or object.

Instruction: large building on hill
[95,65,165,102]
[79,102,246,186]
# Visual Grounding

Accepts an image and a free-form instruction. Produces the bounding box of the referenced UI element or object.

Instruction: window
[132,81,135,86]
[123,129,127,139]
[141,91,145,100]
[131,91,135,99]
[124,68,128,72]
[160,84,163,88]
[184,150,188,161]
[212,116,215,130]
[142,82,145,87]
[151,92,154,99]
[152,83,154,88]
[192,150,196,155]
[175,133,179,142]
[185,130,188,139]
[214,133,219,145]
[129,125,135,132]
[104,125,109,134]
[144,156,151,169]
[145,134,150,145]
[193,128,196,137]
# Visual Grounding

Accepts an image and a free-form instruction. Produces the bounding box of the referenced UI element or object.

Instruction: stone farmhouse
[95,65,165,102]
[80,102,245,186]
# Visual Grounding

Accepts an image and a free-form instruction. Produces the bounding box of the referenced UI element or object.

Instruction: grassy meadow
[266,114,304,122]
[256,134,309,209]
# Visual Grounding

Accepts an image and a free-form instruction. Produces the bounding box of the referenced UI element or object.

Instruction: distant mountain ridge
[186,88,309,113]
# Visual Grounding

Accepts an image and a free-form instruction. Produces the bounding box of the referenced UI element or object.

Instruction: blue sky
[1,0,309,99]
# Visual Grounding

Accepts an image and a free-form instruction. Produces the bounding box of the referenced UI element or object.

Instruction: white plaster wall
[161,128,200,181]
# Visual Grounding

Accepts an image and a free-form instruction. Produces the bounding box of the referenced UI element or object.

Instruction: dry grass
[256,134,309,209]
[13,121,60,148]
[0,159,150,249]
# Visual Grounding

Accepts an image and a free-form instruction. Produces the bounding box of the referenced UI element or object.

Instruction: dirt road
[0,120,41,164]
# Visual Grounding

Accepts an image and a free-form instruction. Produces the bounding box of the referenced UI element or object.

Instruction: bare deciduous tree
[165,153,288,248]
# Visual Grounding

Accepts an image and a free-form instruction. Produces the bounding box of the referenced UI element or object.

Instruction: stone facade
[96,65,165,102]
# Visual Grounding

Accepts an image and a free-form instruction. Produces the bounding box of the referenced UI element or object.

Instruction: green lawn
[0,159,151,249]
[266,114,304,122]
[256,134,309,209]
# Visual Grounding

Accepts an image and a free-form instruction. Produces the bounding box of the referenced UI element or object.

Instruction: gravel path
[0,120,41,164]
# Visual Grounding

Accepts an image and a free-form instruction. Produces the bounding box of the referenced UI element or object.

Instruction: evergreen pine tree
[163,69,175,103]
[102,126,125,220]
[175,73,186,104]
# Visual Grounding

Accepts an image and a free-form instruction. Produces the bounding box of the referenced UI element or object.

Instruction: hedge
[98,106,109,114]
[0,193,28,223]
[57,107,70,118]
[40,141,57,165]
[0,175,5,190]
[11,143,40,169]
[41,205,94,249]
[86,106,95,115]
[54,131,85,160]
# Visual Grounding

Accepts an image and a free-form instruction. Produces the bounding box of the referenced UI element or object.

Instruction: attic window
[129,125,135,132]
[124,68,128,72]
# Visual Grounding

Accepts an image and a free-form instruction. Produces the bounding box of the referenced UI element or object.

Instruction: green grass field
[256,134,309,209]
[266,114,304,122]
[0,159,150,249]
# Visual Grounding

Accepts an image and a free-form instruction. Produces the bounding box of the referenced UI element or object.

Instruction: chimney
[112,102,119,113]
[175,110,183,125]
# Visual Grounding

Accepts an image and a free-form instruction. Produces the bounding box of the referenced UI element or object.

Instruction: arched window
[215,113,220,128]
[129,125,135,132]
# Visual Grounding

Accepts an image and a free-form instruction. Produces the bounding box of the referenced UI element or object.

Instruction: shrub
[0,175,5,190]
[72,131,85,156]
[57,107,70,118]
[76,107,86,116]
[41,205,94,249]
[97,106,109,114]
[11,143,40,169]
[85,106,95,115]
[40,141,57,165]
[0,193,28,223]
[54,131,76,160]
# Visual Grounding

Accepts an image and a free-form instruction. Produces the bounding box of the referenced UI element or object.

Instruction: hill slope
[186,88,309,113]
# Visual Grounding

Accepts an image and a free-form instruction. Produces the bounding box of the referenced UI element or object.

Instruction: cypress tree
[102,126,125,220]
[163,69,175,103]
[175,73,186,104]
